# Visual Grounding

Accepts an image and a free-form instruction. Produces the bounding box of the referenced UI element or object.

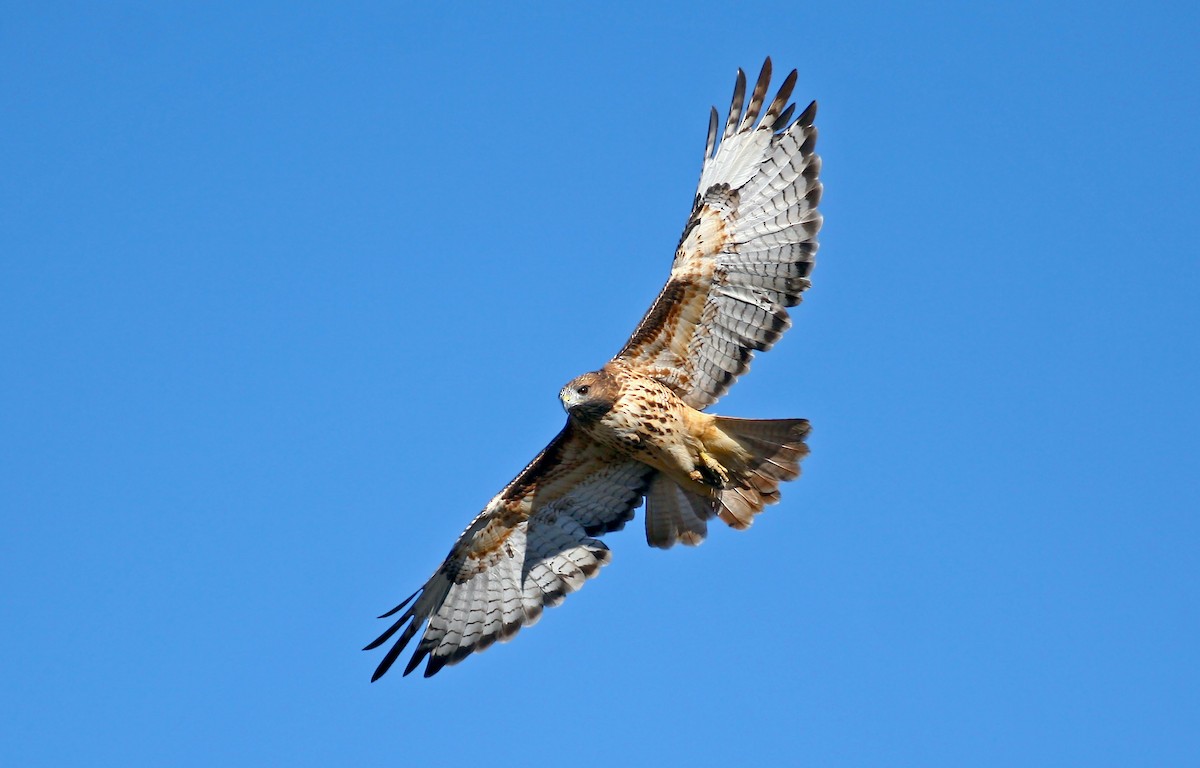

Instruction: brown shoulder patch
[619,278,692,356]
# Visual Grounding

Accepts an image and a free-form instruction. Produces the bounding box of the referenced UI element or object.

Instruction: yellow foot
[692,451,730,487]
[701,451,729,483]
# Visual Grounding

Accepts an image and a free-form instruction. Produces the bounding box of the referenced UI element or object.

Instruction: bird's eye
[577,385,590,395]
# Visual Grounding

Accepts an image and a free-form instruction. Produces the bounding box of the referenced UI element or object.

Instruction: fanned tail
[642,417,810,547]
[711,417,810,529]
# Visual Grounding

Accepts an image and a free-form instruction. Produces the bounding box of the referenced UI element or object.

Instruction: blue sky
[2,2,1198,765]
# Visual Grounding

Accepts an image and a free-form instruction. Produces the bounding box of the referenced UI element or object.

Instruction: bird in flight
[366,58,822,679]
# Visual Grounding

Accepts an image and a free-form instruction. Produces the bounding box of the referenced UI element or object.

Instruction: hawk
[366,59,822,679]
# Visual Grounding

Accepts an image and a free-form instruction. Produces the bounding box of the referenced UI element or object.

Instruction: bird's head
[560,369,619,423]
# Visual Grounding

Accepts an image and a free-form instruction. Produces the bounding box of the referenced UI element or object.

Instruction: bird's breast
[578,376,690,459]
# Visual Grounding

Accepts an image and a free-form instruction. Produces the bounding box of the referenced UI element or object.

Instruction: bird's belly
[591,406,675,454]
[585,383,701,481]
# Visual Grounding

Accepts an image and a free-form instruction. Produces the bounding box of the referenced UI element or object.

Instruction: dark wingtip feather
[801,126,817,155]
[371,635,409,681]
[402,645,429,677]
[739,59,773,131]
[797,100,817,128]
[366,604,427,680]
[362,633,388,652]
[362,613,407,651]
[705,106,719,160]
[423,653,449,678]
[723,68,747,139]
[773,103,796,132]
[762,69,797,130]
[377,588,420,619]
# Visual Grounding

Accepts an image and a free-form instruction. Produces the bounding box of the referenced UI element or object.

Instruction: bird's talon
[699,452,729,484]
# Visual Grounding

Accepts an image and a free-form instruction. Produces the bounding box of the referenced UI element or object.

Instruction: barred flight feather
[618,57,822,409]
[365,426,652,679]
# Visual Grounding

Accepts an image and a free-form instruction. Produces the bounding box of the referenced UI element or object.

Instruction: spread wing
[365,423,654,679]
[616,58,823,409]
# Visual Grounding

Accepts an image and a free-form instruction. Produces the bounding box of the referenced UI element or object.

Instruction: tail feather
[644,473,716,549]
[641,417,811,546]
[712,417,810,529]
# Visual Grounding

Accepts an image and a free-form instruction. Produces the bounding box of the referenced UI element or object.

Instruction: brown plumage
[561,361,811,546]
[366,58,822,679]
